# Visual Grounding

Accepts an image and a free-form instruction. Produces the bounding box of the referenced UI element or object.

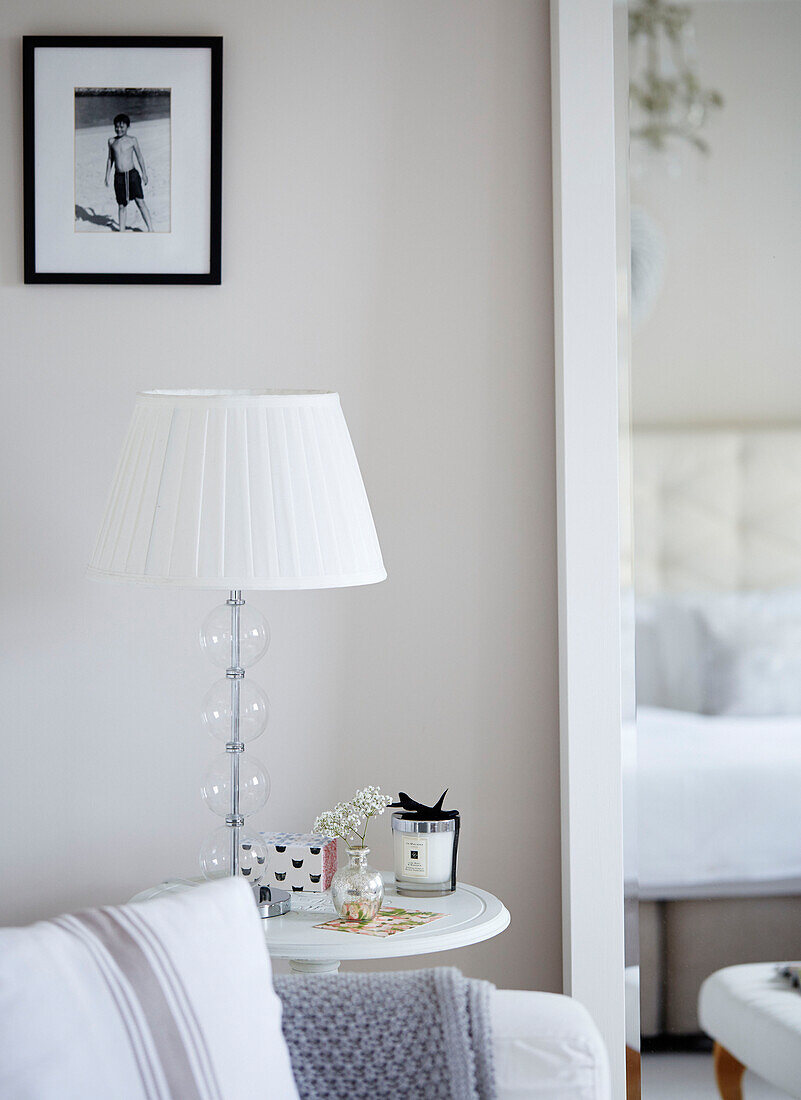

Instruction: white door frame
[551,1,626,1094]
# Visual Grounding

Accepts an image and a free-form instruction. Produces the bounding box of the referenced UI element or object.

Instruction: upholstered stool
[699,962,801,1099]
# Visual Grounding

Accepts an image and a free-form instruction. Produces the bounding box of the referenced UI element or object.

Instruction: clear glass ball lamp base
[199,827,270,884]
[198,597,273,888]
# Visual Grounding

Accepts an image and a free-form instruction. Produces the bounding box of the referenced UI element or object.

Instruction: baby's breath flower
[351,786,393,817]
[312,785,393,846]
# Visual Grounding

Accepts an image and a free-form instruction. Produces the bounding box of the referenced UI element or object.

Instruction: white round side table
[262,874,509,973]
[131,874,510,975]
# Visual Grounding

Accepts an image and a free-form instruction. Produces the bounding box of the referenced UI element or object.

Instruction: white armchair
[492,989,611,1099]
[0,880,610,1099]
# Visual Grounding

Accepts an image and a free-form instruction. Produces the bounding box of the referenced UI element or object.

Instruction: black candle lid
[390,790,459,821]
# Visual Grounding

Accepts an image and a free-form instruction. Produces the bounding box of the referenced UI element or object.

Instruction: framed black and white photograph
[23,37,222,284]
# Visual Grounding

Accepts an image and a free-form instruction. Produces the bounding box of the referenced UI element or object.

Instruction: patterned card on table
[314,906,445,938]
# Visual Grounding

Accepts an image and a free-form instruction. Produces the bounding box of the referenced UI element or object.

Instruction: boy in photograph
[104,113,153,232]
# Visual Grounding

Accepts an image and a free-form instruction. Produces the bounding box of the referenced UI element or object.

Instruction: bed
[625,426,801,1037]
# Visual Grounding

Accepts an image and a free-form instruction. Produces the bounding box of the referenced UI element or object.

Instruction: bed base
[638,896,801,1036]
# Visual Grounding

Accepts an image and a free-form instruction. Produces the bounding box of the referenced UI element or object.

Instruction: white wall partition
[551,0,626,1093]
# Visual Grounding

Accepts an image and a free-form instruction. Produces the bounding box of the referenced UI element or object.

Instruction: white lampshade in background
[87,390,386,590]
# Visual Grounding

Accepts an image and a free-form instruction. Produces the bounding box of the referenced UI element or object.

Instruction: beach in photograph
[75,114,171,233]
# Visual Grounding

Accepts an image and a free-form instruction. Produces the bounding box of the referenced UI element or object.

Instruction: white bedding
[626,706,801,899]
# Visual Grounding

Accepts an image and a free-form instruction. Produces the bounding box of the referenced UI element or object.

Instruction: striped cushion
[0,878,298,1099]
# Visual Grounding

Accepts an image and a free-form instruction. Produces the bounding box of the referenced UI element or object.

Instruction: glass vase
[330,846,384,921]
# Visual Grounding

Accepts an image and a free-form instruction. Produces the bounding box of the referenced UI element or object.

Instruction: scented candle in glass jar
[391,814,459,896]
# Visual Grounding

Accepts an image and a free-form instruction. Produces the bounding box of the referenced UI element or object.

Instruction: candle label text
[401,835,429,877]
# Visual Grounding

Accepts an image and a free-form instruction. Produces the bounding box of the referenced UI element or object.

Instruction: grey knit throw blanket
[275,967,496,1100]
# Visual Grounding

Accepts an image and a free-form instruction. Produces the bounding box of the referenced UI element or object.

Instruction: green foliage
[629,0,723,155]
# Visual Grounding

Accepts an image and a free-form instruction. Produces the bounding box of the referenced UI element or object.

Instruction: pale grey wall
[632,1,801,425]
[0,0,561,992]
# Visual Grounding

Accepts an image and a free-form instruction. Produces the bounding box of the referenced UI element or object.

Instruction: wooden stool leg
[625,1045,641,1098]
[713,1042,746,1100]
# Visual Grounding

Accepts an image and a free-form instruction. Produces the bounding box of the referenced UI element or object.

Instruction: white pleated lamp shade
[87,390,386,589]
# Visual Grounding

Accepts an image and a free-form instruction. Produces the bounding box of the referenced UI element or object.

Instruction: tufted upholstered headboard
[627,427,801,595]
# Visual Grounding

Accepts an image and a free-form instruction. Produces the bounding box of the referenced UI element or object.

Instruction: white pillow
[698,592,801,716]
[634,594,709,713]
[0,878,299,1100]
[637,587,801,716]
[693,586,801,639]
[705,624,801,715]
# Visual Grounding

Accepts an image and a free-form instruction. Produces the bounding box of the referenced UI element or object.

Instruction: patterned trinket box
[260,832,337,893]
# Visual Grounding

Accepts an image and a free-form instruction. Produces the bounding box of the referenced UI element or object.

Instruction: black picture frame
[23,36,222,284]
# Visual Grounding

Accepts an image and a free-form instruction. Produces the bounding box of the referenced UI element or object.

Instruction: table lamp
[87,390,386,914]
